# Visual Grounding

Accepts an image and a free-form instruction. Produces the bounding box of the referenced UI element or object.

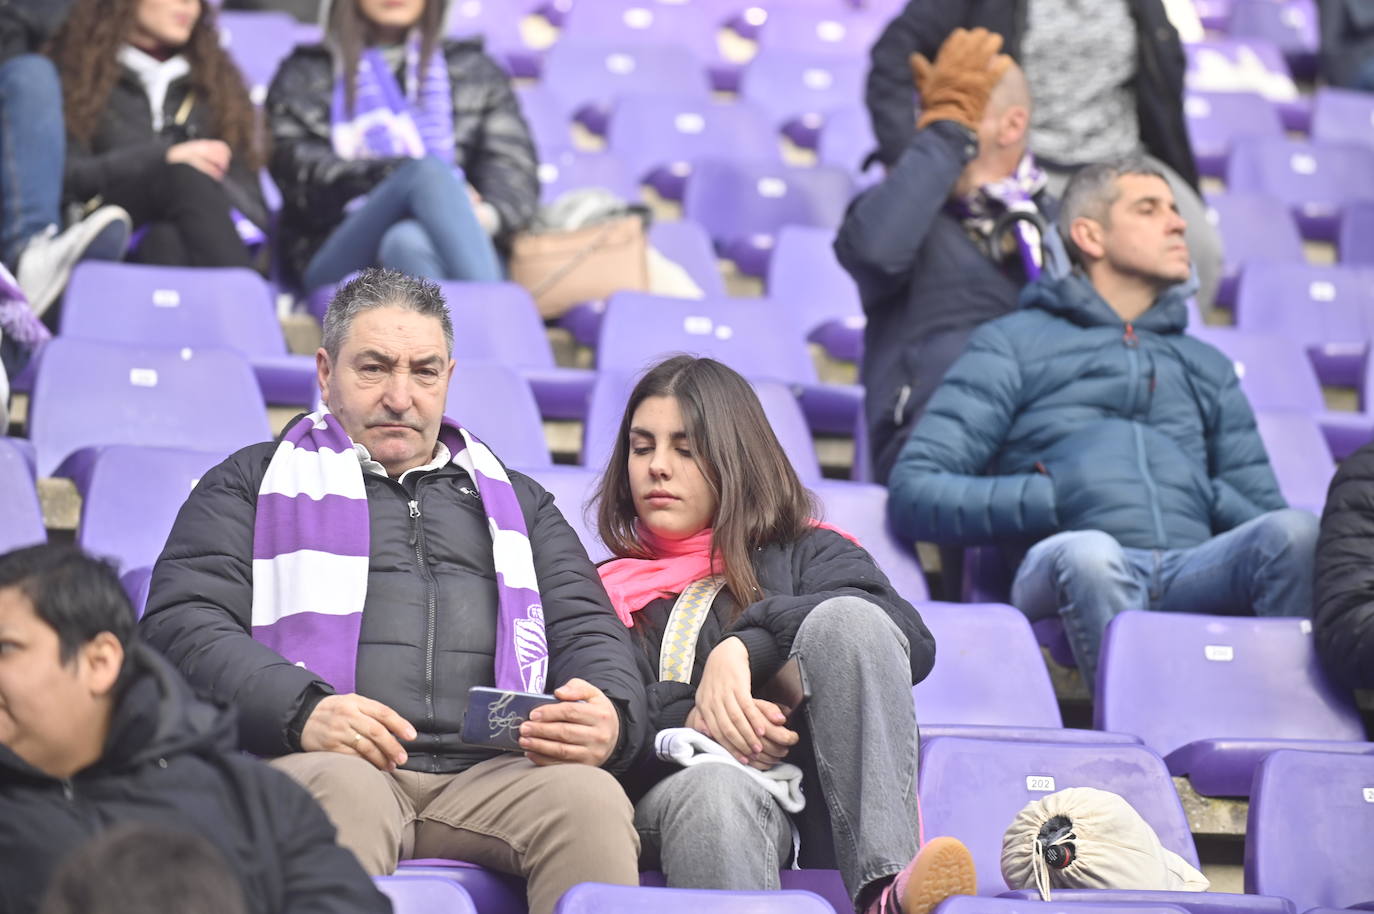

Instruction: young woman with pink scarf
[592,355,976,914]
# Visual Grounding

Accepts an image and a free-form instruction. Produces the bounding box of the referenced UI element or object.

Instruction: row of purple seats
[1226,137,1374,242]
[1185,37,1310,131]
[0,438,43,553]
[1211,0,1319,79]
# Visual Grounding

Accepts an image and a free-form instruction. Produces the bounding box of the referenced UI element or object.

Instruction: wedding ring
[352,730,363,745]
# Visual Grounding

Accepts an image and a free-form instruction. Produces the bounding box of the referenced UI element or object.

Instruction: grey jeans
[635,596,920,907]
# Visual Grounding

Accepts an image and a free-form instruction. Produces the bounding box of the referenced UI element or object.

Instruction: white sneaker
[16,205,132,318]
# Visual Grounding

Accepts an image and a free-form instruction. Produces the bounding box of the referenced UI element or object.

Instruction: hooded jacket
[140,417,648,775]
[1313,441,1374,689]
[863,0,1198,188]
[887,272,1285,549]
[0,644,387,914]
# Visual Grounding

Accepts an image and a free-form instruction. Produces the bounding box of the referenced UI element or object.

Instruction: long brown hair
[328,0,446,117]
[594,356,817,610]
[49,0,263,171]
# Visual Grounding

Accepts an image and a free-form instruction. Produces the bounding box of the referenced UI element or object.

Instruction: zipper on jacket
[1132,423,1169,545]
[61,779,74,802]
[1123,322,1139,349]
[405,486,441,768]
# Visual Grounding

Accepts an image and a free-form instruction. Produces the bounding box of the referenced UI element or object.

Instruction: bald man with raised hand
[836,28,1059,487]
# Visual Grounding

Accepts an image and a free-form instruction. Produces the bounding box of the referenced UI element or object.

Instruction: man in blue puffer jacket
[888,157,1318,688]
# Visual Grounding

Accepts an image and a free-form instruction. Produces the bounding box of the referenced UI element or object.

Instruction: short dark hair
[321,267,454,361]
[1058,155,1169,267]
[38,824,247,914]
[0,545,134,663]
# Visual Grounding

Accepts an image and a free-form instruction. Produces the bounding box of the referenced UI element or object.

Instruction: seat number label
[1363,788,1374,803]
[1026,776,1056,792]
[1204,645,1234,662]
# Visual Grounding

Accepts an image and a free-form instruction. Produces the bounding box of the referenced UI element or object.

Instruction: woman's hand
[167,139,231,180]
[746,699,799,770]
[691,637,771,763]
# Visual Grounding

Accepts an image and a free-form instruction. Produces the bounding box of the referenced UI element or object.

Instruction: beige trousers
[272,752,640,914]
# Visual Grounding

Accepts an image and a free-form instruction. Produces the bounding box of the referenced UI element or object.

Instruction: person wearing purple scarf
[140,270,647,914]
[266,0,539,292]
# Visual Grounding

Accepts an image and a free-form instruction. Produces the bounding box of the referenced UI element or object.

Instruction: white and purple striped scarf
[330,37,455,165]
[250,409,547,695]
[948,152,1050,280]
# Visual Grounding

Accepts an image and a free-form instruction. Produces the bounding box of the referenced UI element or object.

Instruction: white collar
[354,440,452,485]
[117,44,191,133]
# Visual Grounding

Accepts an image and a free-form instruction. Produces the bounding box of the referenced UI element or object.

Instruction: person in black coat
[592,356,974,914]
[266,0,538,291]
[1314,440,1374,688]
[141,269,647,914]
[0,544,387,914]
[1319,0,1374,89]
[46,0,267,271]
[863,0,1224,312]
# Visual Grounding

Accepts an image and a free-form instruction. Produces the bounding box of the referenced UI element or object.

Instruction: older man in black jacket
[0,544,387,914]
[141,269,648,914]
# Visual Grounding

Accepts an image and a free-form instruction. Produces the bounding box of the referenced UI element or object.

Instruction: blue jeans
[1011,509,1319,690]
[303,156,502,290]
[0,55,63,269]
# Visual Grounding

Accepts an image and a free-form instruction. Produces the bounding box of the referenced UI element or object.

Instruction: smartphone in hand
[459,686,560,752]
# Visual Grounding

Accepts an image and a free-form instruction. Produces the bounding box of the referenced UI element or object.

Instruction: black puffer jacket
[140,421,648,774]
[0,644,387,914]
[1314,441,1374,688]
[265,39,539,283]
[0,0,72,62]
[864,0,1198,188]
[62,66,269,234]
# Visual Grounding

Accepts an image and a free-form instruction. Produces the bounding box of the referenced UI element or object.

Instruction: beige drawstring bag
[1001,787,1210,899]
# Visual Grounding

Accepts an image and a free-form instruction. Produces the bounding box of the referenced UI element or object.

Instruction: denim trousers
[635,596,920,908]
[0,55,64,269]
[1010,509,1320,689]
[303,156,503,290]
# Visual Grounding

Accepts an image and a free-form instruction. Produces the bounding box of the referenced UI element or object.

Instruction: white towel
[654,727,806,813]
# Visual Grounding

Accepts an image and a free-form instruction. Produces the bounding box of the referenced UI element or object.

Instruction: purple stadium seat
[1227,0,1320,78]
[557,1,720,70]
[1339,199,1374,265]
[1254,410,1336,514]
[1226,138,1374,241]
[445,0,540,76]
[216,10,306,105]
[812,480,928,601]
[515,84,574,157]
[816,105,882,186]
[60,262,315,407]
[1095,612,1372,797]
[940,900,1192,914]
[1185,39,1309,131]
[537,149,642,204]
[748,6,885,58]
[605,95,780,201]
[648,219,727,298]
[1203,193,1306,308]
[374,875,477,914]
[444,361,552,468]
[0,438,45,552]
[1246,749,1374,908]
[738,49,866,149]
[76,446,227,576]
[539,41,710,135]
[392,861,524,914]
[1185,91,1283,179]
[438,281,595,421]
[515,465,608,562]
[1188,328,1325,412]
[996,892,1294,914]
[556,883,833,914]
[767,225,865,363]
[27,338,270,479]
[121,566,153,619]
[681,158,854,277]
[1194,0,1235,30]
[1234,261,1374,388]
[1311,86,1374,152]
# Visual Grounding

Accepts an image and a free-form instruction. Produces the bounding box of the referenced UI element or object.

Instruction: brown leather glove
[910,27,1013,131]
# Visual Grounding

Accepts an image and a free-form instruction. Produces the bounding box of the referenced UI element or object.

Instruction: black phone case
[459,687,559,752]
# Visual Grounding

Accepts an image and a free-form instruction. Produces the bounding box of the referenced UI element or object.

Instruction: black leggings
[103,160,253,268]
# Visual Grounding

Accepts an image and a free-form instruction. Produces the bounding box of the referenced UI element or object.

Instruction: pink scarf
[598,522,860,626]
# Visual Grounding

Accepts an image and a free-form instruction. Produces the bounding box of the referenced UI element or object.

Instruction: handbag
[508,205,650,319]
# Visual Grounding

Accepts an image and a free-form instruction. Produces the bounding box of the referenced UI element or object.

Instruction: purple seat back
[515,84,574,157]
[1227,138,1374,241]
[1185,91,1283,178]
[121,566,153,619]
[1339,199,1374,265]
[540,41,710,129]
[996,889,1295,914]
[558,1,720,66]
[1203,193,1305,307]
[738,48,866,131]
[77,445,229,575]
[28,338,270,478]
[766,225,864,342]
[1095,612,1365,759]
[649,220,727,297]
[1253,410,1336,514]
[816,105,881,184]
[374,876,477,914]
[537,149,642,203]
[1246,749,1374,907]
[216,10,304,104]
[912,602,1061,729]
[438,282,556,371]
[516,465,607,562]
[1311,86,1374,151]
[1227,0,1319,77]
[944,899,1192,914]
[444,0,530,46]
[392,860,524,914]
[444,361,552,467]
[1186,38,1308,130]
[812,480,928,601]
[0,438,45,552]
[918,736,1199,896]
[555,883,833,914]
[752,7,885,56]
[1188,328,1324,413]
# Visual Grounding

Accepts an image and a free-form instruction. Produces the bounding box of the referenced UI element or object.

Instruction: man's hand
[909,27,1013,131]
[166,139,232,180]
[690,637,773,764]
[300,693,416,772]
[518,678,620,767]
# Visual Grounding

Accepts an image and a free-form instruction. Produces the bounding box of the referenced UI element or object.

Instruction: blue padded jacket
[887,271,1286,549]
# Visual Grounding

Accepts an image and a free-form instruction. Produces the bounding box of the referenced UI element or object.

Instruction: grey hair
[1058,156,1169,267]
[320,268,454,360]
